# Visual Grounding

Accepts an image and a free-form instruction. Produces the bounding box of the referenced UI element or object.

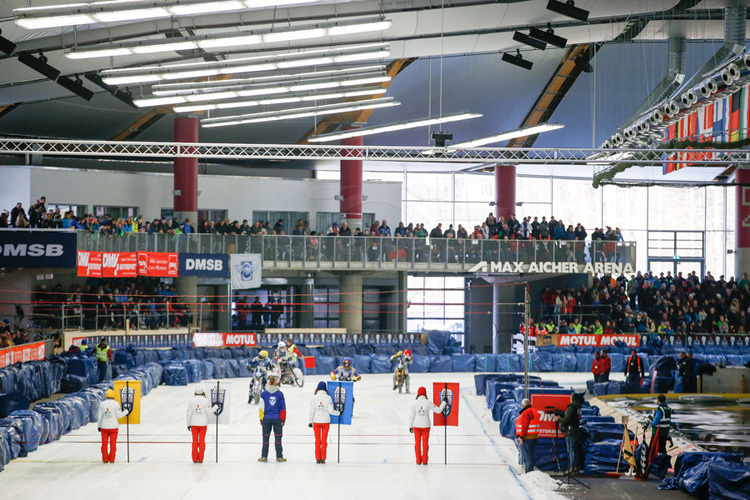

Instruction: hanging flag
[730,91,741,141]
[663,123,677,174]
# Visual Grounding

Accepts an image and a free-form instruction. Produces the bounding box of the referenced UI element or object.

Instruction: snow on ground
[1,372,590,500]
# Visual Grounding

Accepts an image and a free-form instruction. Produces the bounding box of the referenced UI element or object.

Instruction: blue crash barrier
[451,354,475,372]
[32,404,63,443]
[707,461,750,500]
[7,410,47,454]
[370,354,392,374]
[487,382,518,409]
[315,356,337,375]
[581,416,615,425]
[583,439,623,475]
[499,401,520,437]
[409,354,430,373]
[650,453,671,480]
[162,363,189,386]
[0,424,22,460]
[0,393,31,418]
[531,437,568,472]
[474,354,495,372]
[429,355,452,373]
[581,422,630,445]
[352,355,372,374]
[182,359,203,383]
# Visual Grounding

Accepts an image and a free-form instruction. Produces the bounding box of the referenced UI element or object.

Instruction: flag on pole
[622,425,637,470]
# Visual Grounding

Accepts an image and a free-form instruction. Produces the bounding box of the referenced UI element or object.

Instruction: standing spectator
[10,202,25,227]
[0,210,8,228]
[591,352,602,383]
[186,386,217,463]
[95,337,113,382]
[429,223,443,239]
[443,224,456,238]
[599,350,611,382]
[624,349,645,389]
[308,381,340,464]
[378,220,391,236]
[97,389,130,463]
[250,297,264,328]
[407,386,446,465]
[515,398,539,474]
[259,376,287,462]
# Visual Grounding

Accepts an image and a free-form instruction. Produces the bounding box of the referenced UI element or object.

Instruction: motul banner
[0,341,46,369]
[557,334,639,348]
[530,393,571,438]
[192,332,257,348]
[102,252,137,278]
[137,251,179,277]
[77,251,102,277]
[433,382,459,427]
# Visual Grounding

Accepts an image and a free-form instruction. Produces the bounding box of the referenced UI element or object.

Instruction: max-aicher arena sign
[467,261,635,274]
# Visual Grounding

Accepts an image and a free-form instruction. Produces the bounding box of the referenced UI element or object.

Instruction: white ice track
[1,373,578,500]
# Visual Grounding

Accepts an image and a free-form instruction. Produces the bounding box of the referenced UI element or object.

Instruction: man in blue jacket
[259,376,287,462]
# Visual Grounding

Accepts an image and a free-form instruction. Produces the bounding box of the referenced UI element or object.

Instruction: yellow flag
[113,380,141,425]
[622,425,636,470]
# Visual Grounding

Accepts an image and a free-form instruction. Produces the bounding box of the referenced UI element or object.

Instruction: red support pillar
[494,165,516,221]
[340,129,363,229]
[174,117,199,224]
[736,168,750,274]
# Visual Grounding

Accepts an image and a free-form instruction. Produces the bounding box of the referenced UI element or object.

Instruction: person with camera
[515,398,539,474]
[556,392,584,475]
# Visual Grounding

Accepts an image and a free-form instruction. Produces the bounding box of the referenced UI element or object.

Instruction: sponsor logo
[468,261,635,275]
[2,244,64,257]
[168,254,178,274]
[186,258,224,271]
[77,252,90,266]
[236,260,255,281]
[138,253,148,274]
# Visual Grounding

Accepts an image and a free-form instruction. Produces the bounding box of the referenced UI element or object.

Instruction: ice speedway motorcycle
[276,357,304,387]
[249,364,270,404]
[394,357,407,393]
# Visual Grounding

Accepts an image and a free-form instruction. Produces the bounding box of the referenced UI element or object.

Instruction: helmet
[259,350,268,359]
[404,349,412,357]
[105,389,114,399]
[278,341,286,349]
[343,358,351,367]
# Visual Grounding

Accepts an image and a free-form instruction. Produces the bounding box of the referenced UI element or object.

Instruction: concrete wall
[1,165,401,231]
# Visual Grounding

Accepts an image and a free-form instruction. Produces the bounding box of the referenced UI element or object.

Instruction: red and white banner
[557,334,639,348]
[0,341,46,369]
[102,252,137,278]
[137,252,179,277]
[192,332,257,348]
[531,393,571,438]
[433,382,460,427]
[77,251,102,277]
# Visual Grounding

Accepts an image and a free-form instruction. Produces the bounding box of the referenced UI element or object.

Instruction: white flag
[230,254,262,290]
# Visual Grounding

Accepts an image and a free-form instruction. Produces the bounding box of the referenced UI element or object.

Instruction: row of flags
[662,82,750,173]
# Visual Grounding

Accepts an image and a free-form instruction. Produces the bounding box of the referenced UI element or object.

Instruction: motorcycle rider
[247,350,274,401]
[274,341,299,383]
[330,358,361,381]
[390,349,413,392]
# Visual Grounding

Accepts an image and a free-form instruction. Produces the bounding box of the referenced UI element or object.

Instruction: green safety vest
[95,345,110,362]
[656,404,672,432]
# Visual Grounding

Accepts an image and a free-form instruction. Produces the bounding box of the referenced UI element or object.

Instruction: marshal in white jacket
[408,396,446,429]
[308,392,341,424]
[186,395,218,427]
[97,399,130,430]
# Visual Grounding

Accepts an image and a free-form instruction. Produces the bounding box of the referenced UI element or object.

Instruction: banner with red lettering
[557,334,639,348]
[137,252,179,277]
[433,382,459,427]
[77,251,102,277]
[0,341,46,369]
[192,332,257,347]
[531,393,571,438]
[102,252,137,278]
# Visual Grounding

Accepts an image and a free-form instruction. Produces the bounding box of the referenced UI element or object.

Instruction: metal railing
[77,232,636,272]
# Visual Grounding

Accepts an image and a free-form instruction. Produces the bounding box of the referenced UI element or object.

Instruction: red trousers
[313,423,330,461]
[100,428,118,463]
[414,427,430,464]
[191,426,208,463]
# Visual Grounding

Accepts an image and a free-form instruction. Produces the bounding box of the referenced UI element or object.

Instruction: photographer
[556,392,584,475]
[515,398,539,474]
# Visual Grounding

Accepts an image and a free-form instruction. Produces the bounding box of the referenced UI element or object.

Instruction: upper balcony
[76,232,636,274]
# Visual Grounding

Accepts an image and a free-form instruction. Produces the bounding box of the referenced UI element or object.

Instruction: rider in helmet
[330,358,361,381]
[390,349,413,393]
[247,350,275,398]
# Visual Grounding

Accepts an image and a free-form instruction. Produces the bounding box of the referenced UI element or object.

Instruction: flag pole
[126,380,130,464]
[337,380,342,464]
[216,380,220,463]
[444,382,447,465]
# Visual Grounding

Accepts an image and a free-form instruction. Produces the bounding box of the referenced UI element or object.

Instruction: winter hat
[316,381,327,393]
[417,387,427,397]
[195,387,205,395]
[105,389,114,399]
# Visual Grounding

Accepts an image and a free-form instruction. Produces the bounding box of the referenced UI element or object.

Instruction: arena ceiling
[0,0,747,181]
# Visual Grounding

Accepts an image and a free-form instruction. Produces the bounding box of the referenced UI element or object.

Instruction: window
[48,204,86,216]
[94,206,137,220]
[161,208,227,224]
[313,287,340,328]
[315,212,375,233]
[407,276,465,345]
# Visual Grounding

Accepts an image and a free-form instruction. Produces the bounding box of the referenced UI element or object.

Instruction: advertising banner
[328,380,354,425]
[230,253,261,289]
[179,253,229,278]
[114,380,141,424]
[77,250,102,277]
[137,251,179,277]
[0,230,76,268]
[557,334,640,348]
[433,382,460,427]
[102,252,137,278]
[530,393,571,438]
[192,332,257,348]
[0,341,46,369]
[208,381,231,425]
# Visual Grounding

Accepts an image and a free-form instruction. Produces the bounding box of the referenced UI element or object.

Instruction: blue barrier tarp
[353,355,372,374]
[499,401,520,435]
[581,416,615,425]
[451,354,475,372]
[0,392,31,418]
[473,354,495,372]
[707,461,750,500]
[533,437,568,472]
[315,356,337,375]
[429,356,452,373]
[162,363,189,386]
[183,359,203,383]
[202,359,214,379]
[592,383,608,397]
[495,354,511,372]
[409,355,430,373]
[370,354,391,374]
[583,439,623,475]
[0,423,22,459]
[582,423,633,444]
[32,404,63,443]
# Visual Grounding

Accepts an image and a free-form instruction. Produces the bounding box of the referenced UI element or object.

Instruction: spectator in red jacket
[591,351,603,383]
[515,398,539,473]
[599,350,611,382]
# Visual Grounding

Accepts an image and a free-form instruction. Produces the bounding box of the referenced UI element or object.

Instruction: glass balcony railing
[77,232,636,273]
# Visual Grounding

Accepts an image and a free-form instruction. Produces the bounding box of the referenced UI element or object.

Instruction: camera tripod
[553,421,589,490]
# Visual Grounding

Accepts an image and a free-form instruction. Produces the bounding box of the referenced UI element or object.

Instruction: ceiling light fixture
[101,45,391,85]
[529,25,567,48]
[450,123,564,148]
[16,0,321,30]
[512,31,546,51]
[501,49,533,71]
[200,97,399,127]
[546,0,589,22]
[65,17,392,59]
[172,86,386,112]
[308,112,483,143]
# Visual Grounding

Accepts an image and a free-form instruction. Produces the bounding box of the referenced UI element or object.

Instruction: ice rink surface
[2,373,574,500]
